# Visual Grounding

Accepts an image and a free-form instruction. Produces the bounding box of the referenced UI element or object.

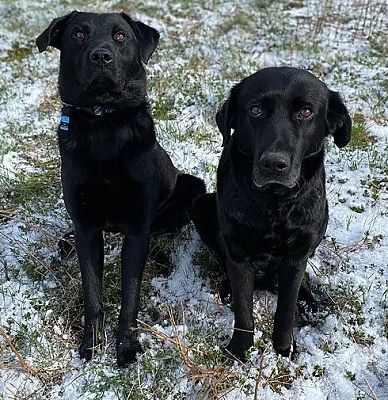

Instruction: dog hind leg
[190,193,231,303]
[151,174,206,235]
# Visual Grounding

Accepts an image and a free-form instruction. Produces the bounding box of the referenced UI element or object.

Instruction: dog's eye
[113,32,126,42]
[73,30,85,39]
[249,106,263,117]
[298,107,313,119]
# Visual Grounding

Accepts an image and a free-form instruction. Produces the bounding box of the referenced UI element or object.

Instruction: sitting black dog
[36,11,205,367]
[191,67,351,360]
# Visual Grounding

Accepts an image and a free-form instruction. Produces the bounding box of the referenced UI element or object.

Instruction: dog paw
[223,343,249,363]
[274,346,291,357]
[79,335,97,362]
[116,338,143,367]
[274,339,297,359]
[223,334,253,363]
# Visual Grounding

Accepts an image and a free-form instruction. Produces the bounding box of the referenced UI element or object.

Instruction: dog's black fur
[191,67,351,360]
[36,11,205,367]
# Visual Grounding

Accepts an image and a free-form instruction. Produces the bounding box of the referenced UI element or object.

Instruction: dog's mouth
[76,66,118,89]
[84,75,117,90]
[252,177,298,191]
[67,68,146,108]
[252,163,301,191]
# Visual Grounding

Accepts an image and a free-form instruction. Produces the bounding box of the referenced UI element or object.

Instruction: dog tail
[190,192,222,255]
[152,174,206,235]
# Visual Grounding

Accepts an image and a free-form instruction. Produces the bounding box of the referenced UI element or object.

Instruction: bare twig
[135,305,237,398]
[0,325,74,384]
[254,350,266,400]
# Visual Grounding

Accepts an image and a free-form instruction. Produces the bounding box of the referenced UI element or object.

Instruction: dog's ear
[121,14,160,64]
[326,90,352,148]
[216,88,237,147]
[36,11,78,53]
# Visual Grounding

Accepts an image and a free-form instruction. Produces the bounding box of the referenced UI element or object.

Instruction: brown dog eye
[249,106,263,117]
[113,32,126,41]
[298,107,313,119]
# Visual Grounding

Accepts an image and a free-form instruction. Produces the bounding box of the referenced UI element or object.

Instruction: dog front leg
[75,228,104,361]
[225,259,255,361]
[116,231,150,367]
[272,257,306,357]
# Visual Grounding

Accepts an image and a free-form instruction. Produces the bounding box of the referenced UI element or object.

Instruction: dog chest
[61,155,157,230]
[222,197,325,263]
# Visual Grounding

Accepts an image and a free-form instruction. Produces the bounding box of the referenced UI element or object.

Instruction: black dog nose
[90,48,113,65]
[260,153,290,172]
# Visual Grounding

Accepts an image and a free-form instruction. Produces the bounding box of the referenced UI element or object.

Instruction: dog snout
[90,48,113,66]
[259,153,290,173]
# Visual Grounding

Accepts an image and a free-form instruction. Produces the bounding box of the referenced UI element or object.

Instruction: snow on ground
[0,0,387,399]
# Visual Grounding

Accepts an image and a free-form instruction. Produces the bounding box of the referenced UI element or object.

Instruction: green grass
[347,114,375,150]
[0,41,34,63]
[192,245,223,287]
[0,160,61,212]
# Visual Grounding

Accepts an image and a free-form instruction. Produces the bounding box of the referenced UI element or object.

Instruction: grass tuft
[347,114,375,150]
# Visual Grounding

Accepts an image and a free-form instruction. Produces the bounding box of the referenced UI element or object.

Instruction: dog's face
[36,12,159,108]
[217,67,351,189]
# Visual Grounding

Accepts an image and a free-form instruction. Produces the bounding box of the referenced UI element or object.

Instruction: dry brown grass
[0,325,74,385]
[0,207,16,222]
[136,304,238,399]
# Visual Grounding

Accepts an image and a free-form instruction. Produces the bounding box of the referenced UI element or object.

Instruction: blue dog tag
[93,106,103,116]
[60,115,70,131]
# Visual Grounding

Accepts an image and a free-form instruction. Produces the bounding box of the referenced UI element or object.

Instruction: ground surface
[0,0,387,399]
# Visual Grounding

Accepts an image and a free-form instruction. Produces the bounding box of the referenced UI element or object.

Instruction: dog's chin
[69,78,127,107]
[62,74,146,109]
[82,75,118,91]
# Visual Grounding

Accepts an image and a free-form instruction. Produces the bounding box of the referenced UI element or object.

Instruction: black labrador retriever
[36,11,205,367]
[191,67,351,360]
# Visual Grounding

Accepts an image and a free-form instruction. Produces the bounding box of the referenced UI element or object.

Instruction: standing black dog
[191,67,351,360]
[36,11,205,367]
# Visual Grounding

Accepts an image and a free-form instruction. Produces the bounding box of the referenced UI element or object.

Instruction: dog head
[36,11,159,109]
[216,67,351,189]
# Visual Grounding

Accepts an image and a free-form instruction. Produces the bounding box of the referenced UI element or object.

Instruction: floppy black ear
[36,11,78,53]
[216,88,236,147]
[327,90,352,148]
[121,13,160,64]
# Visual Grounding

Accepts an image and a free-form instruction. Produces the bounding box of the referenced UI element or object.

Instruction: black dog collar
[59,103,116,133]
[62,102,115,117]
